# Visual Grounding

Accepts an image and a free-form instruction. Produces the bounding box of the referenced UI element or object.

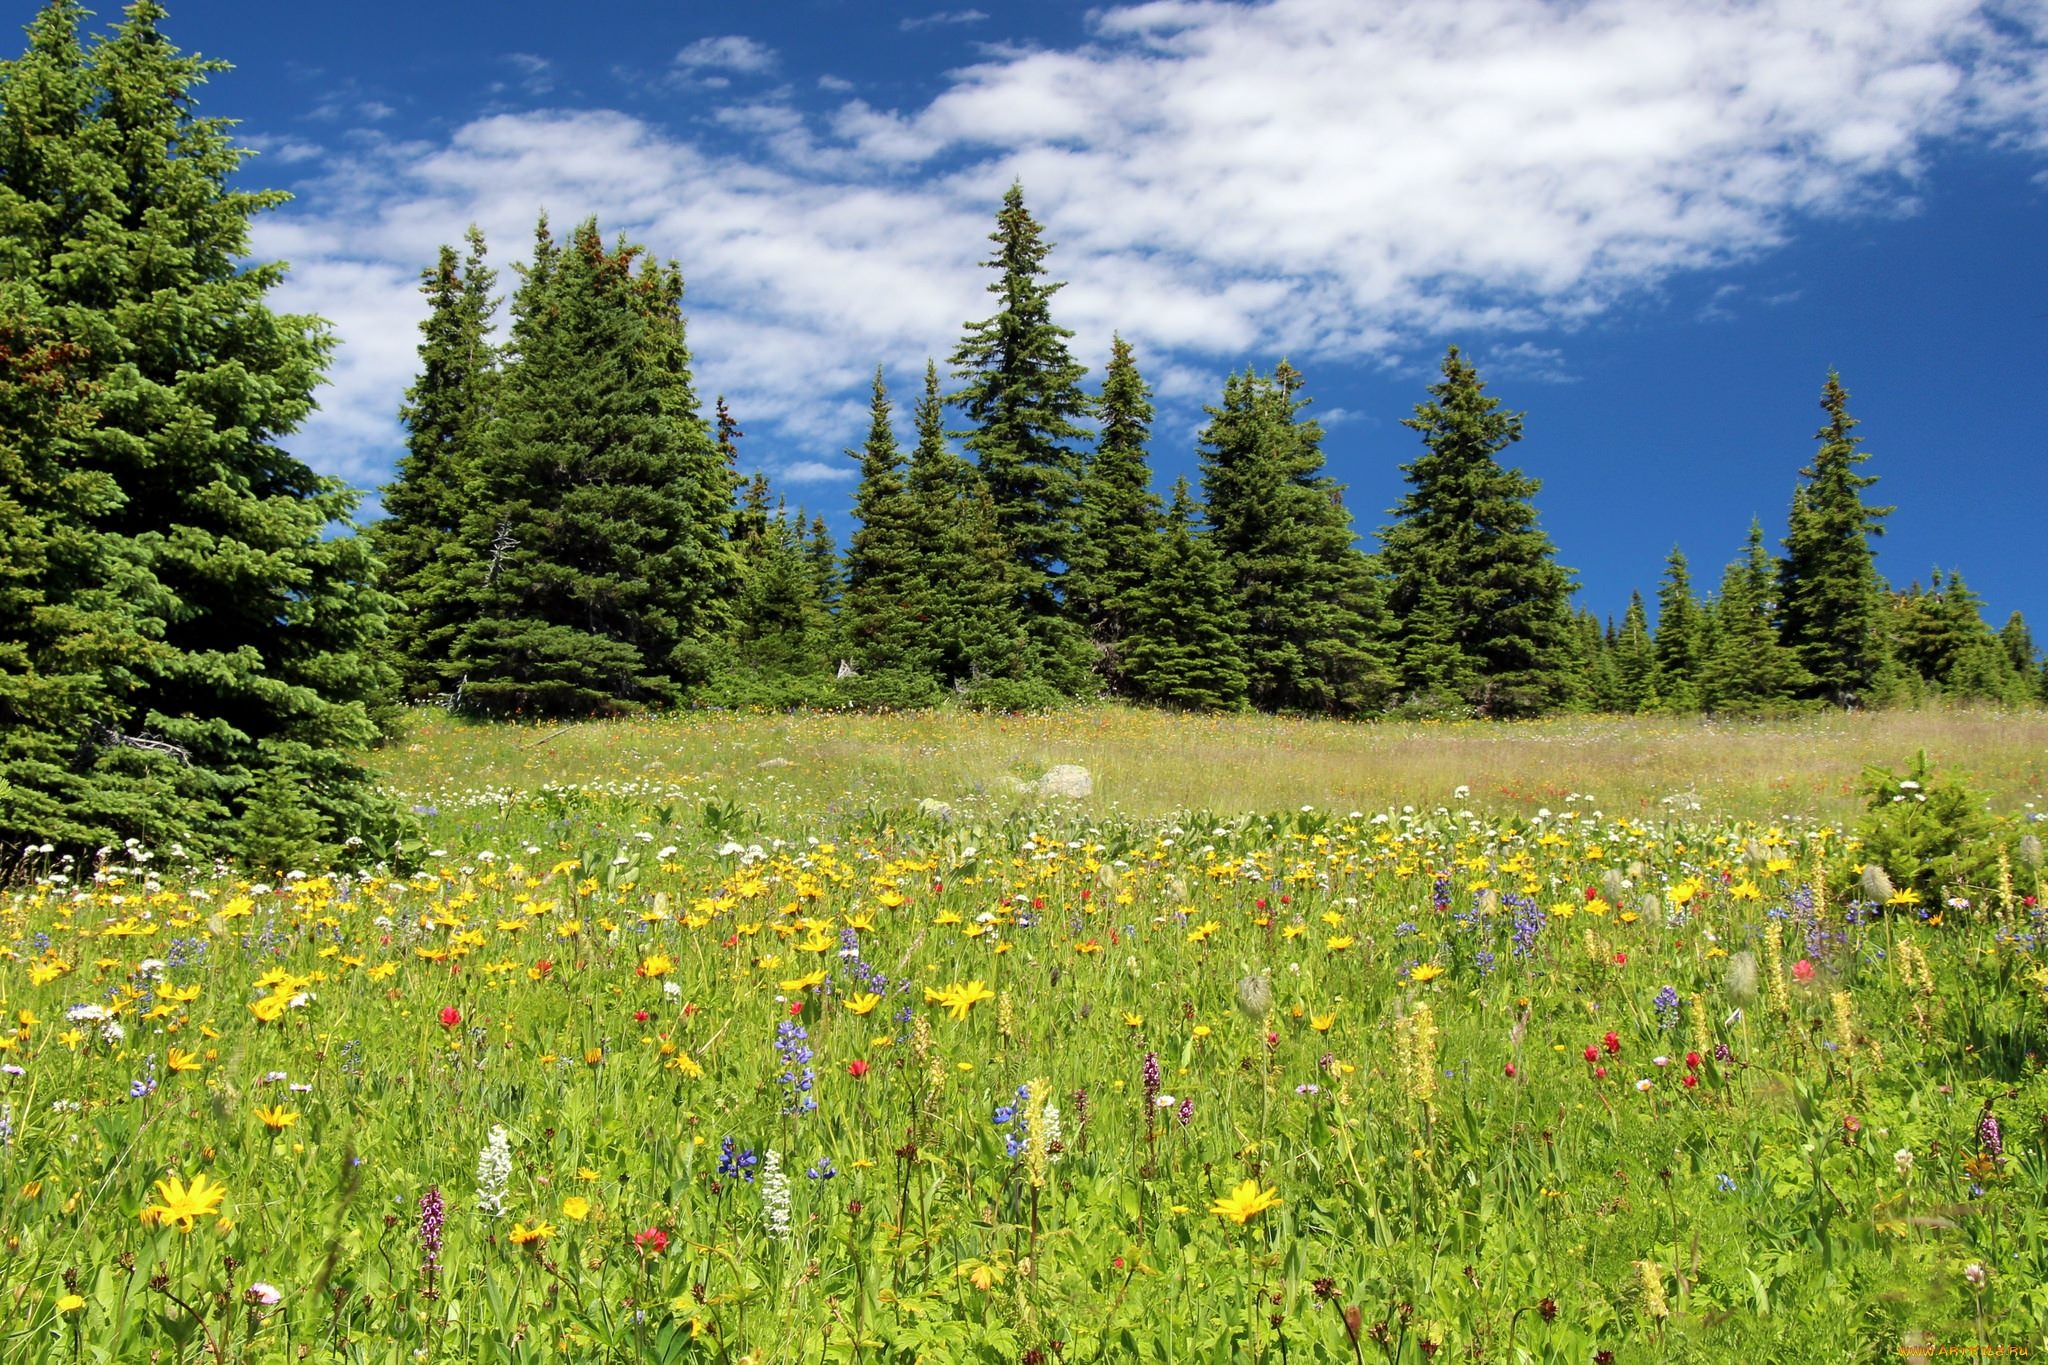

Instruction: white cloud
[777,459,860,485]
[251,0,2048,494]
[900,9,991,31]
[673,35,778,77]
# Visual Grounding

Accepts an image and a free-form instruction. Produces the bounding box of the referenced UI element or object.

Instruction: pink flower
[847,1060,870,1078]
[438,1006,461,1029]
[1792,959,1815,982]
[634,1227,669,1256]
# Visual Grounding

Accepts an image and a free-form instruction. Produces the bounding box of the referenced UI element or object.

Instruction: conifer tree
[378,227,498,699]
[1068,335,1162,694]
[1199,363,1394,715]
[1652,547,1705,711]
[906,360,1024,689]
[1999,612,2037,688]
[1779,372,1893,705]
[1121,480,1250,712]
[949,183,1092,693]
[448,217,737,716]
[841,369,929,681]
[0,1,397,870]
[1560,607,1620,713]
[719,412,830,690]
[1380,347,1574,717]
[1613,592,1658,712]
[1699,522,1810,713]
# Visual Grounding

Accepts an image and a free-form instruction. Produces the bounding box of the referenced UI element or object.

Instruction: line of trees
[379,190,2046,723]
[3,3,2042,873]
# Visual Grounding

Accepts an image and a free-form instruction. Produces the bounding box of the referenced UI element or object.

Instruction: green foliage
[1199,363,1394,715]
[842,369,929,677]
[0,0,396,872]
[1654,546,1706,710]
[1780,372,1894,705]
[949,183,1093,694]
[1069,334,1163,694]
[447,217,740,717]
[1122,479,1251,712]
[1699,522,1812,714]
[377,227,499,700]
[830,666,948,712]
[1853,751,2002,904]
[1380,347,1574,717]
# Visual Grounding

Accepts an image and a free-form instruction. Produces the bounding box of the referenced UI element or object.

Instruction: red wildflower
[439,1007,461,1029]
[634,1227,668,1255]
[1584,1045,1600,1063]
[1793,959,1815,982]
[1685,1051,1702,1070]
[633,1009,649,1023]
[847,1059,870,1078]
[1602,1032,1620,1055]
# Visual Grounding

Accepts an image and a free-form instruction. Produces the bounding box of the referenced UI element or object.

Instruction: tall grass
[378,703,2048,827]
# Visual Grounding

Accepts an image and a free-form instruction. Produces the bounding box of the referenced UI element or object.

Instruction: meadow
[3,705,2046,1362]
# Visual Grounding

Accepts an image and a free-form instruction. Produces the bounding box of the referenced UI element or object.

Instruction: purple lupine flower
[419,1185,445,1288]
[1978,1104,2003,1160]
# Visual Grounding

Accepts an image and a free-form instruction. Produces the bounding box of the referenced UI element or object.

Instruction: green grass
[381,703,2048,828]
[4,704,2046,1363]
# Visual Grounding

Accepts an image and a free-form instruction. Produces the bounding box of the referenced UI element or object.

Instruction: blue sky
[134,0,2048,633]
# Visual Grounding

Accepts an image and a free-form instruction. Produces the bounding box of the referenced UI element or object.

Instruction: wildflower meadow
[3,712,2046,1363]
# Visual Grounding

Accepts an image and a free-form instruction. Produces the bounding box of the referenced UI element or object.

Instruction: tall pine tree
[1067,335,1162,694]
[841,369,930,684]
[906,360,1024,691]
[1198,362,1394,715]
[1779,372,1892,705]
[378,226,498,700]
[1652,547,1705,711]
[1380,347,1574,717]
[448,218,737,716]
[949,183,1092,693]
[1699,521,1811,713]
[1122,479,1250,712]
[0,0,397,871]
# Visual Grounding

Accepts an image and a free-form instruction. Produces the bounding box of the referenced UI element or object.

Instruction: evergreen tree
[1121,479,1250,711]
[448,217,737,716]
[1199,362,1395,715]
[1998,611,2038,695]
[905,360,1024,689]
[1380,347,1574,717]
[1068,335,1162,693]
[1613,592,1658,712]
[948,183,1092,693]
[719,412,830,690]
[840,369,930,681]
[1560,607,1620,714]
[378,227,498,699]
[1652,547,1705,710]
[1699,522,1810,713]
[0,1,397,871]
[1779,372,1893,705]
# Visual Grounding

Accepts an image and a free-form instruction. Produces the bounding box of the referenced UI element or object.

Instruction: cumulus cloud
[251,0,2048,491]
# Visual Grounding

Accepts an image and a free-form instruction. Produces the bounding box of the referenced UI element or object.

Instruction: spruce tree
[840,369,930,682]
[1613,592,1658,712]
[1198,363,1395,715]
[1779,372,1893,705]
[949,183,1092,693]
[905,360,1024,690]
[1068,335,1163,694]
[1380,347,1574,717]
[1999,612,2037,687]
[721,412,830,692]
[378,227,498,699]
[449,217,738,716]
[1699,522,1811,713]
[1122,479,1250,712]
[0,1,397,871]
[1652,547,1705,711]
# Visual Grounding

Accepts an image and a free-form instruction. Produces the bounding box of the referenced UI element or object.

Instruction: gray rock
[758,757,794,769]
[916,797,954,820]
[1035,764,1093,798]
